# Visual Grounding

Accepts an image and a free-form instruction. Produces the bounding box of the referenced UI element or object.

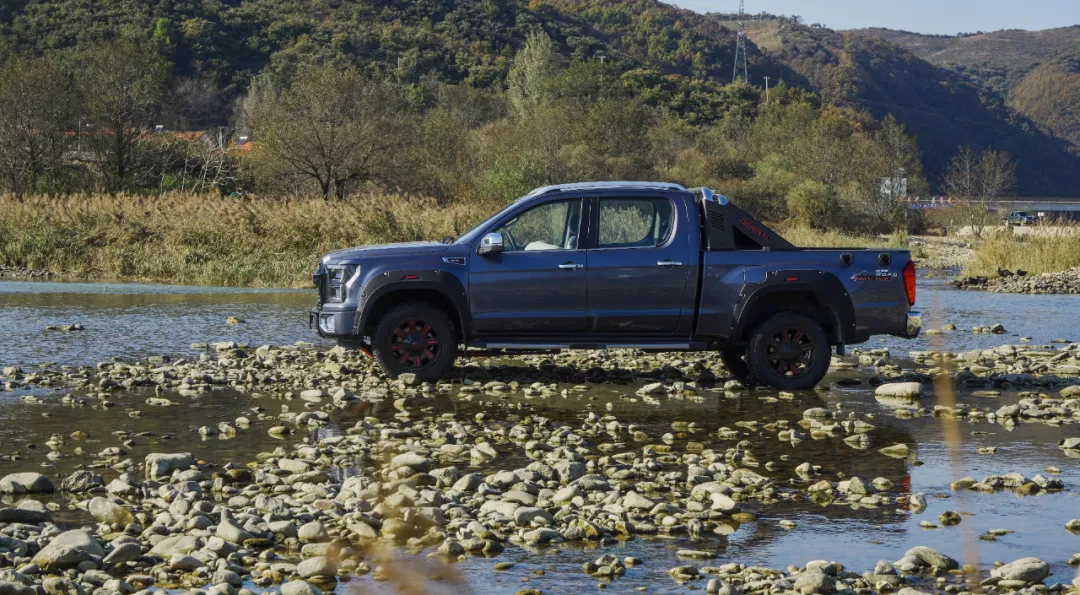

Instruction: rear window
[597,198,675,249]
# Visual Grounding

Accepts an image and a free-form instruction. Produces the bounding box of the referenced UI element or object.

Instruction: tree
[246,64,409,200]
[944,146,1017,237]
[0,55,78,196]
[507,29,557,119]
[78,40,169,192]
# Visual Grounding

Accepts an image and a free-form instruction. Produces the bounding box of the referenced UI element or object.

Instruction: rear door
[468,198,589,334]
[586,196,692,333]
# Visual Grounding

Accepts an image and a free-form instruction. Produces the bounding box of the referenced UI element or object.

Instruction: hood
[322,241,450,263]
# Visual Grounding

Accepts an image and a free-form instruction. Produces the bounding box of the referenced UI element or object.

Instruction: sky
[671,0,1080,35]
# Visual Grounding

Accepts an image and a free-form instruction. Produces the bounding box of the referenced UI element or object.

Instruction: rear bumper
[309,307,358,339]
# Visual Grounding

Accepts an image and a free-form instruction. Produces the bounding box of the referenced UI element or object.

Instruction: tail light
[902,260,917,306]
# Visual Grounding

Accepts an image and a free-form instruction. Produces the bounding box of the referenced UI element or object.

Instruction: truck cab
[312,182,919,389]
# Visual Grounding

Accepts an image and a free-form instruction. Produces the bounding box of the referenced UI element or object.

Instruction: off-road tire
[746,312,830,391]
[373,302,458,383]
[720,348,752,382]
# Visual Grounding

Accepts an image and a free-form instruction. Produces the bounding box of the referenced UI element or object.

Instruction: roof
[530,181,689,196]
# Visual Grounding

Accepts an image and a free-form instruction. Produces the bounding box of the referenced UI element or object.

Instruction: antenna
[732,0,749,83]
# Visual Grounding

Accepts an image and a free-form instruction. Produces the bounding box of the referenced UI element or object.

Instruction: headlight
[326,265,357,303]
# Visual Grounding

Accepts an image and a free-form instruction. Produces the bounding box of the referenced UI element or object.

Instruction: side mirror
[478,232,505,256]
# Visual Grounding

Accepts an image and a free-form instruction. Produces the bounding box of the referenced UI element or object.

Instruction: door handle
[559,263,585,270]
[657,260,684,267]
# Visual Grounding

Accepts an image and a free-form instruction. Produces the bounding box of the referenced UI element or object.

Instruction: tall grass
[0,193,496,287]
[966,227,1080,276]
[777,224,890,249]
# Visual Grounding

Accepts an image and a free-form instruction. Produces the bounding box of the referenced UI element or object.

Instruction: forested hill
[732,18,1080,196]
[0,0,1078,195]
[857,26,1080,164]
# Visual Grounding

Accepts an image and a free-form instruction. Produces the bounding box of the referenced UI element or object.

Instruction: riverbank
[1,336,1079,594]
[0,193,493,287]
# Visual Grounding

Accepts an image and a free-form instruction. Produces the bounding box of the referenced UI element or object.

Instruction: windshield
[453,196,531,246]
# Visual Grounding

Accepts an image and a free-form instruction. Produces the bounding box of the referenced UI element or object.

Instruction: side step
[467,342,709,352]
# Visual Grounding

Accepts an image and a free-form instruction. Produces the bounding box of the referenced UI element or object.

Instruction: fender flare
[353,270,471,340]
[732,271,856,344]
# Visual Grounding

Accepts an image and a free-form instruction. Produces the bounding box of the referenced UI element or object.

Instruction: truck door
[469,198,589,334]
[586,196,692,333]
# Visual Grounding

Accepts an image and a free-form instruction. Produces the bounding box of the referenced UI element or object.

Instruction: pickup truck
[311,182,920,389]
[1004,211,1037,226]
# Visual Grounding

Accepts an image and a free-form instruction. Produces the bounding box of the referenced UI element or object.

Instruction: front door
[586,196,692,333]
[469,198,588,334]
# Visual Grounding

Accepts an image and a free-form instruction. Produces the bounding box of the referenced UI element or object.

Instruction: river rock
[0,506,49,523]
[875,383,923,399]
[296,556,337,579]
[0,473,53,494]
[88,497,134,526]
[31,530,105,571]
[144,453,195,479]
[793,568,836,593]
[103,542,142,566]
[281,581,322,595]
[41,577,86,595]
[902,546,958,570]
[1059,438,1080,450]
[991,557,1050,583]
[61,470,104,493]
[148,535,201,557]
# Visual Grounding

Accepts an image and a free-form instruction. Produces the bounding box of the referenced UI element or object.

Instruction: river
[1,276,1079,593]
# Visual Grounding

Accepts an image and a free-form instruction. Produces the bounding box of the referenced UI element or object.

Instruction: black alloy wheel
[746,312,830,390]
[373,302,457,382]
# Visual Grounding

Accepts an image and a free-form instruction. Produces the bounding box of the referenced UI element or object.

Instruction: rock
[103,542,142,566]
[903,546,958,570]
[0,473,53,494]
[622,491,654,510]
[879,444,910,458]
[281,581,322,595]
[298,521,329,542]
[144,453,195,479]
[793,568,836,593]
[514,507,555,527]
[148,535,200,557]
[0,581,35,595]
[938,511,961,526]
[31,530,105,571]
[88,497,134,526]
[296,557,336,579]
[169,554,205,571]
[1067,519,1080,532]
[60,471,104,492]
[1059,438,1080,450]
[0,507,48,523]
[389,452,432,473]
[225,316,245,325]
[991,557,1050,583]
[216,519,252,544]
[709,493,740,512]
[874,383,923,399]
[41,578,85,595]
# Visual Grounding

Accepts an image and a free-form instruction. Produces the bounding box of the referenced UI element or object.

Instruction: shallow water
[2,277,1080,593]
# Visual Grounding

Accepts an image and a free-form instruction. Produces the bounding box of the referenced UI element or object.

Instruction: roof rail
[535,181,689,195]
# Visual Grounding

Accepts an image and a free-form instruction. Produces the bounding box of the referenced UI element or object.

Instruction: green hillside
[0,0,1079,195]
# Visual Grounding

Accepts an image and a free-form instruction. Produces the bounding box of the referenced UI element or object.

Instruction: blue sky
[671,0,1080,35]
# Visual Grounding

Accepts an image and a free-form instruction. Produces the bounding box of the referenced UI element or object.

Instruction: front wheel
[746,313,830,390]
[373,302,458,383]
[720,349,752,382]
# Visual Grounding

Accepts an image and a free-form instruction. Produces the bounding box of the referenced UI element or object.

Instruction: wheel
[372,302,458,383]
[746,313,830,390]
[719,348,752,381]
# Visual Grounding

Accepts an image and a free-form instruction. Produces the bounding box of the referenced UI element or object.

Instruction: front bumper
[309,307,358,339]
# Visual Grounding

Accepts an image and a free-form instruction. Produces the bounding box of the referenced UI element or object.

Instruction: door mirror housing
[478,232,505,256]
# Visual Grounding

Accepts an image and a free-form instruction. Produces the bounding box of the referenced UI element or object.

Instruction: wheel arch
[356,278,470,343]
[732,273,855,346]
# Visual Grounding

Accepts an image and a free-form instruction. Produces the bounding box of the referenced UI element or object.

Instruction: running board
[468,342,708,351]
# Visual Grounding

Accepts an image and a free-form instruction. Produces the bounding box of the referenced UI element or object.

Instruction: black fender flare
[353,270,471,340]
[731,271,856,344]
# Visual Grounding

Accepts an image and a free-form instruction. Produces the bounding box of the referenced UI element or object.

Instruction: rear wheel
[373,303,457,382]
[719,349,752,382]
[746,312,830,390]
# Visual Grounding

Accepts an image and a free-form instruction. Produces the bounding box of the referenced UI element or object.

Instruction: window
[495,200,581,252]
[598,198,675,249]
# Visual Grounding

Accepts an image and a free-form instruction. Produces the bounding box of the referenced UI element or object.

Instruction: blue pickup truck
[311,182,920,389]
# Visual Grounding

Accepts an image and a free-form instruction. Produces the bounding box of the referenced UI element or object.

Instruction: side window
[598,198,675,249]
[495,200,581,252]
